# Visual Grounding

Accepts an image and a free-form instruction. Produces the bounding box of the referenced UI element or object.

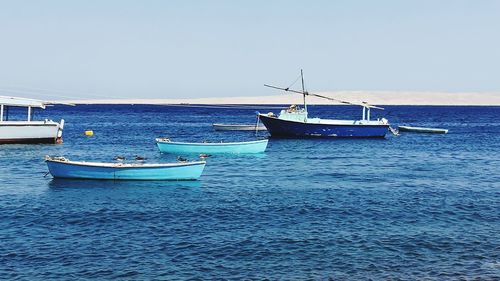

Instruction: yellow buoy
[84,130,94,137]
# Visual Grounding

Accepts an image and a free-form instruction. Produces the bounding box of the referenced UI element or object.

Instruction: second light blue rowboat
[45,156,206,180]
[212,123,267,131]
[156,138,268,154]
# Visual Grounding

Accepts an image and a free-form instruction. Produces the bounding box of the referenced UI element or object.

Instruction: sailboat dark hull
[259,115,389,138]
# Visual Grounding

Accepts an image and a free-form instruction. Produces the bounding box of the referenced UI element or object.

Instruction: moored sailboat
[258,70,390,138]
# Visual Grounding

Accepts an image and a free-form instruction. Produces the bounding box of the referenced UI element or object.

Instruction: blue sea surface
[0,105,499,280]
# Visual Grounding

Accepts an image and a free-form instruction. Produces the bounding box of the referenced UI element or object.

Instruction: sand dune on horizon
[62,91,500,106]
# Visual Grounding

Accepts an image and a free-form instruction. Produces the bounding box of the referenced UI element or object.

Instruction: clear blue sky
[0,0,499,99]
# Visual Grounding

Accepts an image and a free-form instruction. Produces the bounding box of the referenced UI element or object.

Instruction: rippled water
[0,105,499,280]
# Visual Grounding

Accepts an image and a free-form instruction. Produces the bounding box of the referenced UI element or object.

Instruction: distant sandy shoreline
[60,91,500,106]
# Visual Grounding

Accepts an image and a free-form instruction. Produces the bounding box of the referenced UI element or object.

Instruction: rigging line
[0,88,79,100]
[9,85,117,99]
[0,92,75,106]
[157,104,286,109]
[307,92,384,109]
[0,85,129,100]
[286,73,302,90]
[263,84,384,109]
[159,104,286,109]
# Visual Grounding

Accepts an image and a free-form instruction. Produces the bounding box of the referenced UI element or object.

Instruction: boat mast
[301,69,307,113]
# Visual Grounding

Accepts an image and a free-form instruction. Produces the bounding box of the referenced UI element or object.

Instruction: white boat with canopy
[0,96,68,144]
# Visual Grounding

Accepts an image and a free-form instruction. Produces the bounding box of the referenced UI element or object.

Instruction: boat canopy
[0,96,50,108]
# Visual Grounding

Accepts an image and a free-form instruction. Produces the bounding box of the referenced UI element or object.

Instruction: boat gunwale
[46,158,207,169]
[155,138,268,146]
[0,122,60,127]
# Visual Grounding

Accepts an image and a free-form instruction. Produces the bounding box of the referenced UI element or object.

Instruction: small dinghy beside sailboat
[45,156,206,180]
[397,126,448,134]
[156,138,268,154]
[212,123,267,131]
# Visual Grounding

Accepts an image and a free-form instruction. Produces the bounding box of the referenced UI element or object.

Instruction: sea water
[0,105,499,279]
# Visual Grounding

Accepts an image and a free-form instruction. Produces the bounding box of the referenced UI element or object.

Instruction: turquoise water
[0,105,499,279]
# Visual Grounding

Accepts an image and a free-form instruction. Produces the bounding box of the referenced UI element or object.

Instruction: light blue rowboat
[156,138,268,154]
[45,156,206,180]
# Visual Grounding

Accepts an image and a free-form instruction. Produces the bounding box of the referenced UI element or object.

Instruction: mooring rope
[157,104,285,110]
[389,127,400,136]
